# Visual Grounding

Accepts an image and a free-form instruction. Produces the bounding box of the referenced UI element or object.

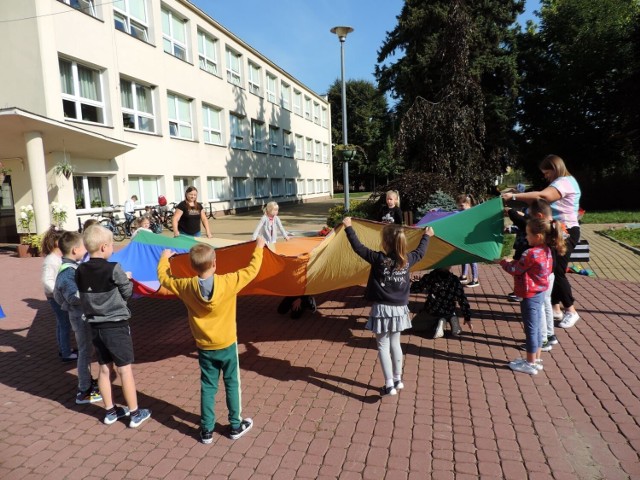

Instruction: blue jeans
[69,313,93,392]
[462,263,478,280]
[48,298,73,357]
[179,229,201,237]
[521,292,545,354]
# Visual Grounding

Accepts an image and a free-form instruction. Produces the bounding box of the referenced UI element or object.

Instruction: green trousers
[198,343,242,430]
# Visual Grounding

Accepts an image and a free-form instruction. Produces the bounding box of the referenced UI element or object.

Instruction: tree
[376,0,524,197]
[327,79,390,190]
[516,0,640,208]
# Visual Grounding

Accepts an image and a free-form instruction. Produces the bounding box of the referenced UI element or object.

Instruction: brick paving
[1,200,639,479]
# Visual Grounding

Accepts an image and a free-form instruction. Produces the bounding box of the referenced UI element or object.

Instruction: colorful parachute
[111,197,504,298]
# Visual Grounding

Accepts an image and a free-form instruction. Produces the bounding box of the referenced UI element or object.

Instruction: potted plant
[17,204,35,257]
[51,202,68,228]
[28,233,44,257]
[0,161,10,184]
[53,160,75,180]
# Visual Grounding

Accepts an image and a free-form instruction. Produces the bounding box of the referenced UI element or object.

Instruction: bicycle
[207,202,217,220]
[162,202,177,231]
[100,205,127,242]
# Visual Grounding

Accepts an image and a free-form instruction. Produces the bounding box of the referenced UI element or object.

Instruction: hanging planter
[53,160,75,180]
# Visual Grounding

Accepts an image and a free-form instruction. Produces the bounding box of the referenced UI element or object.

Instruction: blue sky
[192,0,540,96]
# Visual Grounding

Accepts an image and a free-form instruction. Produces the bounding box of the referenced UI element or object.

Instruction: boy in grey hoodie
[53,231,102,405]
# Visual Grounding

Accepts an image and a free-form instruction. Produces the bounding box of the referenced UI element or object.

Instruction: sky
[191,0,541,97]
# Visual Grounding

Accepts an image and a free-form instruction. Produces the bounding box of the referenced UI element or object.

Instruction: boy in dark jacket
[76,225,150,428]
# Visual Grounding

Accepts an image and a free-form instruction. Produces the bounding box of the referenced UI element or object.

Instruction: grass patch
[601,228,640,248]
[333,192,373,200]
[581,211,640,224]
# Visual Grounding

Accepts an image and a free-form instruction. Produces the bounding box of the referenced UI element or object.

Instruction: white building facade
[0,0,333,241]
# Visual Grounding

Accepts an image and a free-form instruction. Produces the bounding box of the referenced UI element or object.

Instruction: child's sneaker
[510,361,539,375]
[380,385,397,396]
[458,276,469,285]
[547,335,559,345]
[230,418,253,440]
[466,280,480,288]
[200,428,214,444]
[433,319,445,339]
[76,388,102,405]
[507,292,522,302]
[541,340,553,352]
[394,380,404,391]
[61,352,78,362]
[558,312,580,329]
[129,408,151,428]
[104,406,130,425]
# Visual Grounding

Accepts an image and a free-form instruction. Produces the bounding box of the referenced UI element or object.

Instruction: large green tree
[516,0,640,208]
[327,79,394,190]
[376,0,523,200]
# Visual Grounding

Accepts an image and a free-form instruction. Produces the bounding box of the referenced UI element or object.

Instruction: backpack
[158,195,167,206]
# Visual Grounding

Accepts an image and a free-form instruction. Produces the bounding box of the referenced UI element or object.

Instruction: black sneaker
[466,280,480,288]
[507,292,522,302]
[230,418,253,440]
[380,385,397,396]
[200,428,213,444]
[547,335,559,345]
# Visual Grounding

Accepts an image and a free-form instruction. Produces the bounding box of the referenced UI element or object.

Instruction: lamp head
[330,26,354,41]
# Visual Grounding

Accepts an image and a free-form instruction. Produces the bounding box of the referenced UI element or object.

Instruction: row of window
[72,175,331,211]
[59,0,329,125]
[59,58,328,158]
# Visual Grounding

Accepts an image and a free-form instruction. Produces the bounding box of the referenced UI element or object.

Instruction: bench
[569,239,590,262]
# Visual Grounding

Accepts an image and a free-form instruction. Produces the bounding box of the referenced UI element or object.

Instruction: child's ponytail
[382,224,408,270]
[548,219,567,256]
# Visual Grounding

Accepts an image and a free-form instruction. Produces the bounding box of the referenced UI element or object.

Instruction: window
[254,177,268,198]
[314,141,321,162]
[283,131,293,157]
[167,93,193,140]
[271,178,283,197]
[316,179,322,193]
[305,138,313,161]
[285,178,295,196]
[321,107,328,127]
[248,62,261,96]
[307,179,315,194]
[266,73,277,103]
[281,82,291,110]
[73,175,112,210]
[313,102,320,124]
[62,0,97,17]
[304,96,312,120]
[120,78,155,133]
[207,177,227,201]
[173,177,197,201]
[293,90,302,116]
[294,135,303,160]
[322,143,329,163]
[296,178,305,195]
[113,0,148,41]
[251,120,265,152]
[269,126,279,155]
[161,7,187,61]
[128,176,160,205]
[230,113,246,148]
[59,58,105,124]
[197,30,219,75]
[233,177,249,199]
[324,179,330,192]
[226,48,242,86]
[202,104,222,145]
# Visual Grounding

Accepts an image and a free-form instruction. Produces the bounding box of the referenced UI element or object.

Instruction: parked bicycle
[162,202,177,231]
[99,205,127,242]
[145,205,166,234]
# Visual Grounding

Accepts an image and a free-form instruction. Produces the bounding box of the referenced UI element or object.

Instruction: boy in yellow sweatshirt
[157,237,265,443]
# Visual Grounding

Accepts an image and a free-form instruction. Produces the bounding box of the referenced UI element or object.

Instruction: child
[40,226,76,362]
[277,295,317,319]
[456,194,479,287]
[343,217,434,395]
[503,204,530,301]
[499,217,561,375]
[413,266,472,338]
[130,215,152,238]
[53,231,102,404]
[379,190,403,224]
[76,225,151,427]
[157,237,267,443]
[124,195,138,235]
[252,201,289,244]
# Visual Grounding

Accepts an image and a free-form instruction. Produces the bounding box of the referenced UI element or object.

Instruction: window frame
[294,134,303,160]
[296,178,305,195]
[305,137,313,161]
[113,0,148,42]
[161,7,188,61]
[307,179,315,194]
[269,125,280,156]
[73,175,113,211]
[304,95,312,120]
[280,82,291,110]
[229,113,246,149]
[233,177,250,200]
[128,175,160,205]
[197,29,219,75]
[225,48,242,86]
[167,92,193,140]
[314,140,321,163]
[120,77,156,133]
[60,0,97,17]
[59,57,106,125]
[265,72,277,104]
[251,119,265,153]
[293,90,302,116]
[202,103,223,145]
[283,130,293,158]
[271,178,283,197]
[285,178,295,196]
[313,101,320,125]
[254,177,268,199]
[207,176,227,201]
[248,61,262,96]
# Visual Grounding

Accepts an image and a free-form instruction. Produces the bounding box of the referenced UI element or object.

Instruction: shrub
[416,190,457,217]
[326,200,374,228]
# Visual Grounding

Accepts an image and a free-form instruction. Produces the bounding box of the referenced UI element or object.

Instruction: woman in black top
[172,186,212,238]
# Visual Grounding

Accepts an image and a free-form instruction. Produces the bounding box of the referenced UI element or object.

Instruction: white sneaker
[433,319,445,339]
[509,357,543,371]
[394,380,404,390]
[558,312,580,329]
[510,361,539,375]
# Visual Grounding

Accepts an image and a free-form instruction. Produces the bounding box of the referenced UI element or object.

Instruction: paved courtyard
[0,200,639,479]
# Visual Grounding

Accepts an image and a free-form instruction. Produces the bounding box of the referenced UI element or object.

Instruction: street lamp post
[330,25,354,212]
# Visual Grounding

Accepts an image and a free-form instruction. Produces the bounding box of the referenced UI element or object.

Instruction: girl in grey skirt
[343,217,434,396]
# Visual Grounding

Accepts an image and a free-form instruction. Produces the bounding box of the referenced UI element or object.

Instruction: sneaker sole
[201,437,213,445]
[230,419,253,440]
[129,414,151,428]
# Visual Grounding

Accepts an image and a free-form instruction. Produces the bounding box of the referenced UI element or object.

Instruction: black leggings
[551,226,580,308]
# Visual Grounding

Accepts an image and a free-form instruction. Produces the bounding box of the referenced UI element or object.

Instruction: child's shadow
[240,342,379,404]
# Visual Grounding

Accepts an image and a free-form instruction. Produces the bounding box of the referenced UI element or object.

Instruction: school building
[0,0,333,242]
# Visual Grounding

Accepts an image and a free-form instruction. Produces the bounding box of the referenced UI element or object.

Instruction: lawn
[581,211,640,224]
[601,228,640,248]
